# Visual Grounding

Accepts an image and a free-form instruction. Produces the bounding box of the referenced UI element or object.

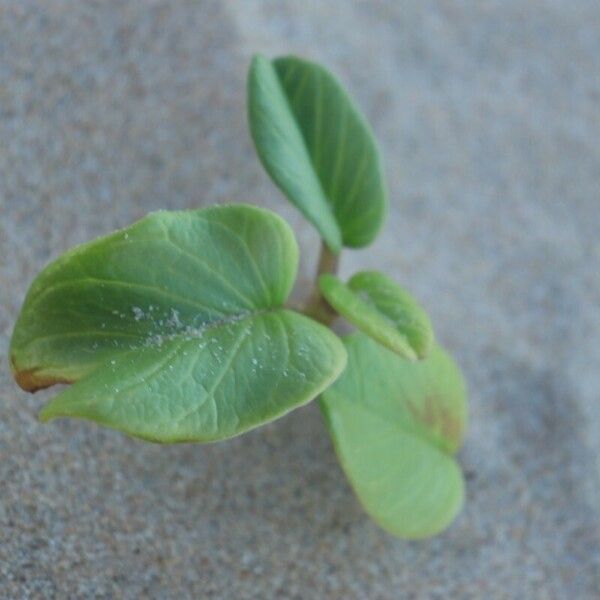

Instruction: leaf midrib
[273,60,336,223]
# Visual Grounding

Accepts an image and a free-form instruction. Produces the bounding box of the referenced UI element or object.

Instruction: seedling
[10,54,467,539]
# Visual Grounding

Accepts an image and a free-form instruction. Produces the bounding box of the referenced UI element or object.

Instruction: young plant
[10,54,467,540]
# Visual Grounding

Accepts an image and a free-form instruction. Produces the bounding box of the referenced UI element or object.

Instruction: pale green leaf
[10,204,347,442]
[319,271,434,360]
[248,54,388,252]
[320,334,467,539]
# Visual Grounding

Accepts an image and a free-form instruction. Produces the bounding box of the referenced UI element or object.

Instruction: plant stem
[302,242,339,326]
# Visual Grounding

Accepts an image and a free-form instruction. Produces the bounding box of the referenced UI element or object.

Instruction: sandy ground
[1,1,599,598]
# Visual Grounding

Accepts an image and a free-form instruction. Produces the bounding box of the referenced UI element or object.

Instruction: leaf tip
[395,343,419,363]
[38,396,77,424]
[415,331,435,361]
[317,272,336,290]
[10,357,73,393]
[38,406,55,424]
[248,53,273,80]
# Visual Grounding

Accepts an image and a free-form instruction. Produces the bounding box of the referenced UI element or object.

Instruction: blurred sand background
[1,1,599,597]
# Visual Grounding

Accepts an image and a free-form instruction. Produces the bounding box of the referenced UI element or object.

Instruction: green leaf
[320,334,467,539]
[248,54,388,253]
[38,310,344,443]
[319,271,434,360]
[10,204,347,443]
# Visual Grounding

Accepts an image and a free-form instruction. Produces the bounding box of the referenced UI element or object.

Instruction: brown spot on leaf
[10,357,73,393]
[406,395,464,452]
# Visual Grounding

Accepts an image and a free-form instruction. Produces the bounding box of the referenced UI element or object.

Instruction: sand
[1,1,598,597]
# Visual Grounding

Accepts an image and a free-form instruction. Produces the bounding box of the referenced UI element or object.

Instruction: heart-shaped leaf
[319,271,434,360]
[320,334,467,539]
[10,204,347,442]
[248,54,388,253]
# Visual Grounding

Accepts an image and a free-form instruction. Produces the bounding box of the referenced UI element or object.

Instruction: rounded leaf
[320,334,468,539]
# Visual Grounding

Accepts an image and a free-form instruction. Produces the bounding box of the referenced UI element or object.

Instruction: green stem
[302,243,339,326]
